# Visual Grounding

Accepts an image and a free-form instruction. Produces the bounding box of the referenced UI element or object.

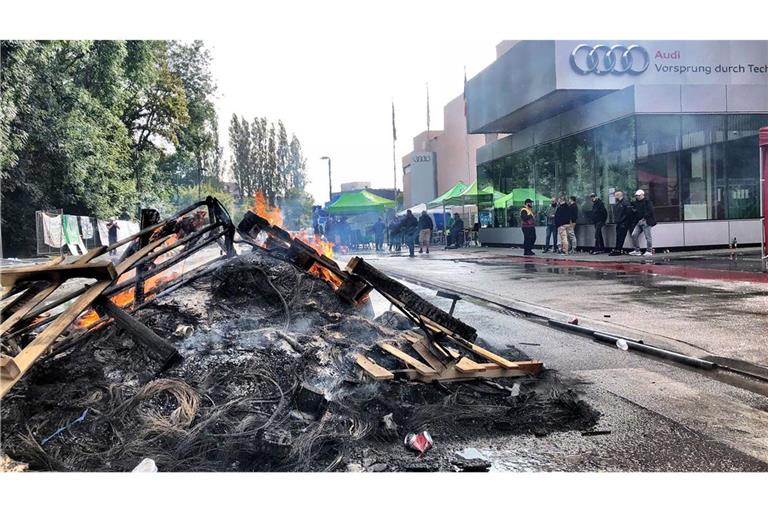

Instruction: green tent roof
[427,181,467,208]
[493,188,552,208]
[326,189,395,215]
[443,181,495,206]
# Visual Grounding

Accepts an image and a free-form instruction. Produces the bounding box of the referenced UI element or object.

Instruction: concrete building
[401,94,486,209]
[465,40,768,249]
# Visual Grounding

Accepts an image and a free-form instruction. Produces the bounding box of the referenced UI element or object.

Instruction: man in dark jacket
[446,213,465,249]
[589,193,608,254]
[417,211,434,254]
[401,210,419,257]
[609,190,632,256]
[629,189,657,256]
[372,218,386,251]
[542,197,558,253]
[388,219,401,252]
[554,196,571,254]
[520,198,536,256]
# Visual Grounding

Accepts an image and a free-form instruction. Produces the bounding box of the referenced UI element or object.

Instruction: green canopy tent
[443,181,495,207]
[493,188,552,209]
[427,181,467,209]
[325,189,395,215]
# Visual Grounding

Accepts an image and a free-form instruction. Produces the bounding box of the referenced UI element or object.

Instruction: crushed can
[404,431,434,455]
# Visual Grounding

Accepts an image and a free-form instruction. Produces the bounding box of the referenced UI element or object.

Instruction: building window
[680,115,726,221]
[559,131,595,223]
[594,117,636,223]
[636,115,681,222]
[725,114,768,220]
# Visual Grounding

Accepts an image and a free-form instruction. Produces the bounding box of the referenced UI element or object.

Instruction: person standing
[446,213,465,249]
[629,189,656,256]
[567,196,578,254]
[589,193,608,254]
[520,198,537,256]
[387,218,401,252]
[417,211,434,254]
[401,210,419,257]
[609,191,631,256]
[542,197,559,253]
[106,218,120,256]
[372,217,386,251]
[554,196,571,254]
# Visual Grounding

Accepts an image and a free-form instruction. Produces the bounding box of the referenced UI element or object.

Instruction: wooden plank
[409,338,447,373]
[0,355,20,379]
[354,353,394,380]
[0,261,116,287]
[377,342,438,376]
[346,257,477,342]
[0,246,107,337]
[455,357,487,373]
[0,236,170,399]
[97,297,181,369]
[396,361,543,383]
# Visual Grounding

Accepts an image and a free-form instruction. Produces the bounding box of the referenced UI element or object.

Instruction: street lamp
[321,156,332,203]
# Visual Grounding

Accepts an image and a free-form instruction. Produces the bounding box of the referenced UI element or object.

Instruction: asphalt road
[362,263,768,471]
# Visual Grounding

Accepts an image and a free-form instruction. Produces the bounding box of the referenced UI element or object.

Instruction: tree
[0,39,221,257]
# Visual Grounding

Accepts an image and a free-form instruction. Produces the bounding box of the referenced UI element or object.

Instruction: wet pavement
[349,247,768,369]
[367,280,768,471]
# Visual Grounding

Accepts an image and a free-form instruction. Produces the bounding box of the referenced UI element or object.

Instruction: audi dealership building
[467,40,768,249]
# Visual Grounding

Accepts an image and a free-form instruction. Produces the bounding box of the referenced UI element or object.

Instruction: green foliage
[173,183,236,219]
[0,39,221,257]
[227,115,309,206]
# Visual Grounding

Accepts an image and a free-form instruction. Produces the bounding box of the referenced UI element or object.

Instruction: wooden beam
[409,338,447,373]
[0,355,20,379]
[0,246,107,337]
[377,342,438,376]
[0,236,170,399]
[96,297,181,369]
[396,361,543,383]
[0,261,116,287]
[354,353,394,380]
[346,256,477,342]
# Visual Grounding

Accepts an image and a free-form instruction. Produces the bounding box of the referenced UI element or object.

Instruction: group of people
[526,189,656,256]
[383,210,439,257]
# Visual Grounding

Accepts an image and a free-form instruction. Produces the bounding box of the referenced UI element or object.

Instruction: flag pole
[392,98,398,214]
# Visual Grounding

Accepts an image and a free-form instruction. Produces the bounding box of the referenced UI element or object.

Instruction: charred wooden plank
[0,261,116,287]
[96,298,181,371]
[0,236,171,398]
[377,342,438,376]
[346,256,477,342]
[0,246,107,337]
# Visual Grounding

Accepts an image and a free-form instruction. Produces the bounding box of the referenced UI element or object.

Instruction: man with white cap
[629,189,656,256]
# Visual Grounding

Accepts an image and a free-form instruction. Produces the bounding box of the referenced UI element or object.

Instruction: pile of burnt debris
[1,198,598,472]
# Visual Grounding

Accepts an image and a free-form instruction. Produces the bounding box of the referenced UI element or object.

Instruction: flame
[74,234,185,329]
[251,191,283,228]
[309,263,344,289]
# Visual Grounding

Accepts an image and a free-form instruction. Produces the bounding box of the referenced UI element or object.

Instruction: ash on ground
[1,252,598,472]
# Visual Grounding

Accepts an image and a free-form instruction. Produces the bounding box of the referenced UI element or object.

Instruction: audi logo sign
[570,44,650,75]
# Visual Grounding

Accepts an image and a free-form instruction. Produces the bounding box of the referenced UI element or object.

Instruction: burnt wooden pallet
[345,257,477,342]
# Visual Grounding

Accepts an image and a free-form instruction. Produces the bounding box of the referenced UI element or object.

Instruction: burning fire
[251,191,283,228]
[249,191,342,289]
[75,234,184,329]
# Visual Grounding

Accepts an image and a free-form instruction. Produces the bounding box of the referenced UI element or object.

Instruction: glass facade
[477,114,767,227]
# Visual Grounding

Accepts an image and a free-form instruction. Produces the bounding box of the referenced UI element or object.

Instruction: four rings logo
[570,44,650,75]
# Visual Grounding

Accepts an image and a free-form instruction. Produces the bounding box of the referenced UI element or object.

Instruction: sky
[209,34,498,205]
[6,0,758,208]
